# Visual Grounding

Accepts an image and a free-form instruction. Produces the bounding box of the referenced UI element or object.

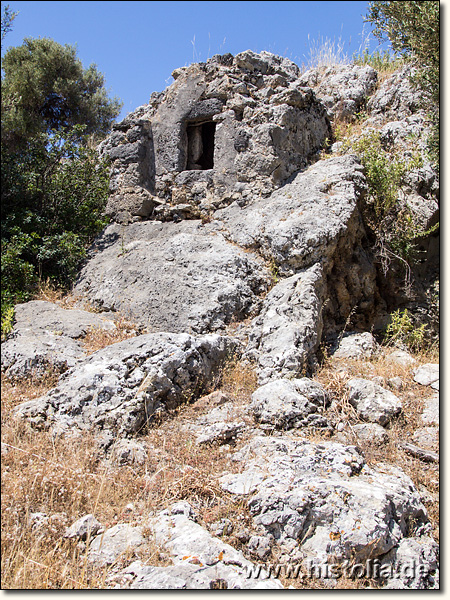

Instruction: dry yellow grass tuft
[82,316,145,354]
[1,342,439,588]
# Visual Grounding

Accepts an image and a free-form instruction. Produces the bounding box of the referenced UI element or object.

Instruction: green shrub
[384,308,427,352]
[352,48,404,72]
[1,127,110,308]
[342,131,433,269]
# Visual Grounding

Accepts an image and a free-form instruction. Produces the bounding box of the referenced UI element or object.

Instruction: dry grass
[1,341,439,589]
[82,316,144,354]
[0,358,257,589]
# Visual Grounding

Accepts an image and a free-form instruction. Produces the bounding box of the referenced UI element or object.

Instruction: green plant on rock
[343,131,433,273]
[352,48,404,73]
[384,308,427,353]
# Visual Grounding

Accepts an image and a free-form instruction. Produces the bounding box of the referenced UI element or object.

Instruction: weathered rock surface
[413,363,439,390]
[332,332,378,360]
[381,535,439,589]
[421,393,439,427]
[412,427,439,452]
[347,378,402,425]
[89,524,146,566]
[215,154,367,275]
[1,301,116,379]
[214,153,379,341]
[14,332,236,443]
[74,220,271,334]
[99,50,331,224]
[366,65,423,123]
[244,265,325,383]
[250,377,328,429]
[116,502,283,589]
[299,64,378,121]
[351,423,389,445]
[64,514,102,541]
[219,435,428,571]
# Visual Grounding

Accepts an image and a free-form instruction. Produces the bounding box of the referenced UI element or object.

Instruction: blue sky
[0,1,426,121]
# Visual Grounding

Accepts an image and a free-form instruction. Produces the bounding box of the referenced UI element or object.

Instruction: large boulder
[299,64,378,121]
[14,332,237,444]
[1,301,116,379]
[244,265,325,383]
[219,435,429,574]
[250,377,328,429]
[214,154,379,334]
[74,220,271,334]
[347,378,402,425]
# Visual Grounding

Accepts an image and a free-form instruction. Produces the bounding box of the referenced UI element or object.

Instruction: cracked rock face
[99,50,331,224]
[14,332,236,443]
[74,220,271,334]
[219,435,428,568]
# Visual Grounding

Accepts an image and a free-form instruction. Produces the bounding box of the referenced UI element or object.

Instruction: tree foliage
[366,1,439,168]
[2,37,122,150]
[1,34,120,330]
[1,4,18,41]
[1,127,111,311]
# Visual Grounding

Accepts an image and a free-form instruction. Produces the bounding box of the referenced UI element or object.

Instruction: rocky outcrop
[4,52,439,590]
[299,64,378,121]
[100,502,283,589]
[219,435,429,569]
[1,301,116,379]
[100,50,330,224]
[14,332,236,445]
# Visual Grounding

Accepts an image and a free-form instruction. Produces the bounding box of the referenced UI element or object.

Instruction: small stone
[352,423,389,445]
[385,349,416,367]
[333,332,377,359]
[347,378,402,425]
[414,364,439,387]
[64,514,102,541]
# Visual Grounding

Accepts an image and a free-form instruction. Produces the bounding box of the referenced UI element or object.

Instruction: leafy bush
[384,308,427,352]
[341,131,433,270]
[1,127,110,329]
[366,1,439,171]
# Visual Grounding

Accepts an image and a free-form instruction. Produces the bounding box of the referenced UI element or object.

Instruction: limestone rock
[385,349,416,367]
[381,536,439,589]
[245,265,325,383]
[219,435,428,569]
[100,51,330,223]
[414,364,439,389]
[125,504,284,589]
[74,220,271,334]
[89,524,146,566]
[421,393,439,426]
[250,377,328,429]
[367,65,423,122]
[412,427,439,452]
[215,155,368,275]
[111,439,148,465]
[195,421,245,445]
[1,301,116,380]
[332,332,377,359]
[351,423,389,445]
[64,514,102,541]
[347,378,402,425]
[299,64,378,120]
[14,332,236,443]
